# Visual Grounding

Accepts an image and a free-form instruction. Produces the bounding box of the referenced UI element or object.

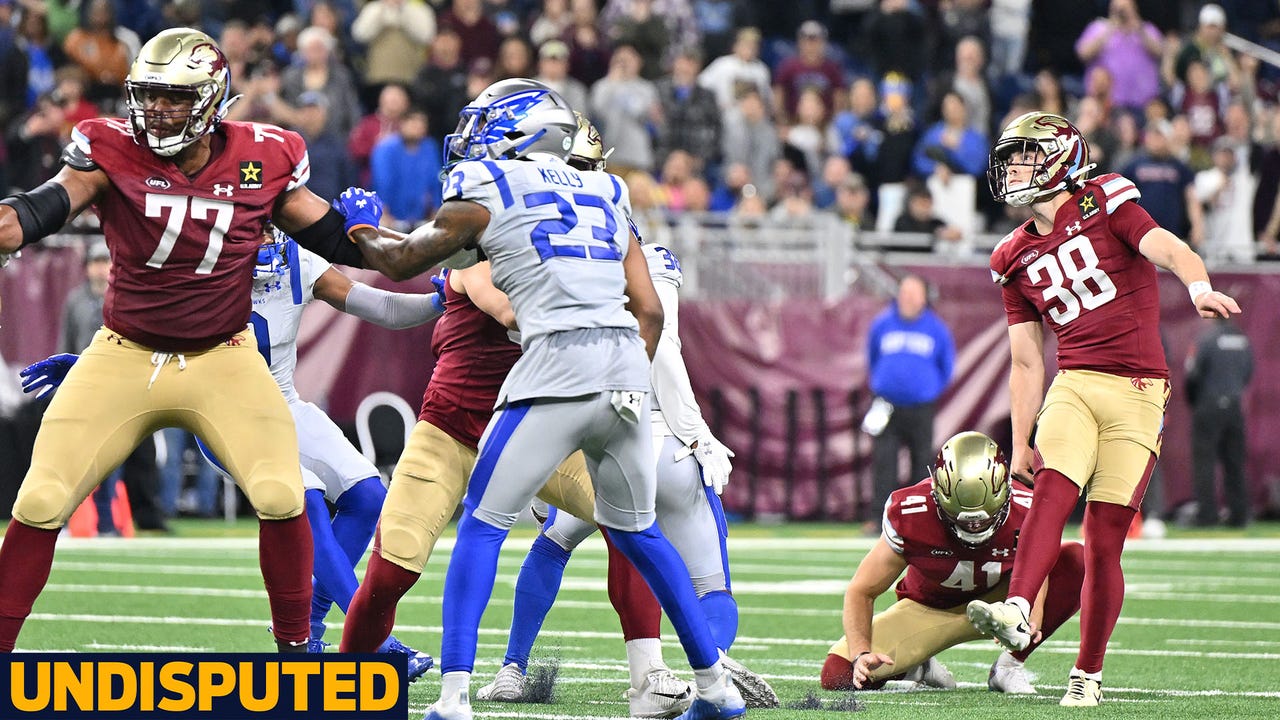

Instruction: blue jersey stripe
[609,174,622,205]
[464,400,533,510]
[480,160,514,209]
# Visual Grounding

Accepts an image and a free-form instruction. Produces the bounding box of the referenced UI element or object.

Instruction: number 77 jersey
[990,172,1168,378]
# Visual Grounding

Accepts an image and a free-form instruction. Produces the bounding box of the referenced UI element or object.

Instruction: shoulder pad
[1086,173,1141,215]
[441,160,515,212]
[60,125,100,171]
[643,244,683,287]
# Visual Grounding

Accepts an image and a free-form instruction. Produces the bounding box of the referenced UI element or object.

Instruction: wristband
[1187,281,1212,303]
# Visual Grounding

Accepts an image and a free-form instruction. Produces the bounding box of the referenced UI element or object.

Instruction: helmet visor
[988,137,1047,202]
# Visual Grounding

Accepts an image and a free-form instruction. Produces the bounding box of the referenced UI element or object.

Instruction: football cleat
[423,688,472,720]
[380,635,434,682]
[988,652,1036,694]
[476,662,526,702]
[1060,671,1102,707]
[625,666,695,718]
[720,654,778,708]
[966,600,1032,652]
[904,656,956,689]
[673,671,745,720]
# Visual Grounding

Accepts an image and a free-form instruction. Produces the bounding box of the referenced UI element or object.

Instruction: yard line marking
[1166,639,1280,647]
[50,561,261,576]
[941,644,1280,660]
[84,643,213,651]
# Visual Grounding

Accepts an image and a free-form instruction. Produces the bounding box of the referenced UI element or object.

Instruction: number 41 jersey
[990,173,1167,378]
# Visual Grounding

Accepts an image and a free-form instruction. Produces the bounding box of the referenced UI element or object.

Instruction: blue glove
[429,268,449,313]
[331,187,384,235]
[19,353,80,398]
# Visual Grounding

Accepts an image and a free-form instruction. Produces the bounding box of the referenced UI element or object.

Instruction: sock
[0,520,61,652]
[604,524,719,670]
[625,638,665,689]
[605,529,662,640]
[1007,468,1080,602]
[440,670,471,703]
[692,663,728,703]
[304,490,353,625]
[439,509,509,673]
[1014,542,1085,662]
[503,533,572,670]
[699,590,739,651]
[1073,666,1102,682]
[820,653,855,691]
[1076,501,1135,674]
[260,514,314,646]
[340,536,421,652]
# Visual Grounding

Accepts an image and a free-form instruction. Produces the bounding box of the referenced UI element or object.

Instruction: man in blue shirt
[1119,120,1204,243]
[864,274,956,533]
[370,108,442,228]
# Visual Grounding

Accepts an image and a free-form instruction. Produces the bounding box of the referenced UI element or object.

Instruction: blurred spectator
[607,0,669,81]
[656,47,720,170]
[928,35,992,133]
[893,185,963,245]
[370,109,442,229]
[769,169,815,220]
[1074,96,1118,173]
[813,154,853,210]
[158,429,221,519]
[935,0,989,69]
[721,88,780,200]
[303,1,354,60]
[16,4,60,109]
[465,57,497,101]
[348,83,411,186]
[1172,58,1228,170]
[224,60,283,124]
[280,26,362,142]
[1120,120,1204,245]
[601,0,699,70]
[828,77,882,175]
[1074,0,1163,112]
[6,88,72,191]
[1170,3,1239,91]
[1109,110,1142,173]
[1025,0,1091,77]
[62,0,138,104]
[590,44,660,174]
[834,171,873,230]
[707,161,754,212]
[1083,65,1115,124]
[697,26,771,112]
[0,1,27,193]
[773,20,844,123]
[783,87,830,178]
[535,40,588,116]
[1194,137,1257,265]
[288,90,353,200]
[690,0,755,60]
[114,0,166,42]
[441,0,501,68]
[529,0,573,48]
[1252,112,1280,257]
[413,28,469,143]
[218,20,256,101]
[270,13,304,67]
[989,0,1031,81]
[911,92,987,178]
[1032,69,1068,118]
[657,149,710,213]
[496,36,535,80]
[39,0,80,44]
[870,73,919,230]
[351,0,436,88]
[565,0,611,86]
[860,0,926,81]
[1184,316,1253,527]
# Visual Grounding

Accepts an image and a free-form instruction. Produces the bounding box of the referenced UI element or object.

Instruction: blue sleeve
[423,140,443,211]
[935,318,956,384]
[911,128,939,178]
[956,130,990,176]
[867,316,883,372]
[370,139,394,199]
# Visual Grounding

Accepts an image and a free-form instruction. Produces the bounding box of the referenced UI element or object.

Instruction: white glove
[678,435,735,495]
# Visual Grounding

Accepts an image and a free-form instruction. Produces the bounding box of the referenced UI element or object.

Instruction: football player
[472,114,774,717]
[969,112,1241,706]
[821,431,1084,695]
[346,79,746,720]
[0,28,371,653]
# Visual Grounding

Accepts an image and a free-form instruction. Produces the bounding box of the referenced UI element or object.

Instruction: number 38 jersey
[882,477,1034,609]
[990,173,1166,378]
[68,117,310,352]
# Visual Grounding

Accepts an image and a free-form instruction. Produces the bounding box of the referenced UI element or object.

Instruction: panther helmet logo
[187,43,228,78]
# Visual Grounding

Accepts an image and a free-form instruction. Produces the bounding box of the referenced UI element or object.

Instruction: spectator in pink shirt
[1074,0,1163,112]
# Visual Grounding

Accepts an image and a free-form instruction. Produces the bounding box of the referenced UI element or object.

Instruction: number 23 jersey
[883,477,1034,609]
[990,173,1166,378]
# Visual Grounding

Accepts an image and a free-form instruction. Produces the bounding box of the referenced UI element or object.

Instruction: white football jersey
[249,243,330,403]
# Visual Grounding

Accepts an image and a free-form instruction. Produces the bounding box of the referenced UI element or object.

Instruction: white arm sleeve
[343,282,442,330]
[650,279,712,446]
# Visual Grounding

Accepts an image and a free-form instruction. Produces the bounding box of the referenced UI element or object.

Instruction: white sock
[692,663,727,703]
[1007,596,1032,618]
[440,671,471,704]
[625,638,665,689]
[998,650,1023,667]
[1072,666,1102,682]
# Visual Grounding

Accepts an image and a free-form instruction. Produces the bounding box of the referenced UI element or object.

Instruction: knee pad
[249,479,304,520]
[13,481,74,528]
[378,511,433,573]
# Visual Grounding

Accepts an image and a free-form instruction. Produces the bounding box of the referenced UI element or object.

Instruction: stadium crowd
[3,0,1280,263]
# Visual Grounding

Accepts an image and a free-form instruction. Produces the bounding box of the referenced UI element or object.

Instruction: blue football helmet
[443,78,577,168]
[255,224,302,302]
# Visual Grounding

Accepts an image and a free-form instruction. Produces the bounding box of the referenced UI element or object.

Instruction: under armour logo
[356,199,367,208]
[213,184,234,197]
[1065,220,1082,236]
[991,548,1011,557]
[628,392,642,405]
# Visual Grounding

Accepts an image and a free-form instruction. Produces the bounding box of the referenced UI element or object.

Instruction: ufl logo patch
[240,160,264,189]
[1077,191,1099,219]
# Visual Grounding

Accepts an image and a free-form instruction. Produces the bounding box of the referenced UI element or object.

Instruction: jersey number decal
[524,191,622,262]
[1025,235,1117,325]
[144,193,234,274]
[939,560,1004,592]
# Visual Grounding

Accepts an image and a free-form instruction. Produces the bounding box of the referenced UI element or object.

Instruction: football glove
[332,187,384,235]
[19,353,80,398]
[678,435,735,495]
[430,268,449,313]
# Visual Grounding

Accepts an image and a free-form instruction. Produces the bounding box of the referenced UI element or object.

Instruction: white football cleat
[966,600,1033,652]
[625,666,695,718]
[988,651,1036,694]
[673,669,745,720]
[720,653,779,708]
[423,688,472,720]
[1060,670,1102,707]
[904,656,956,689]
[476,662,525,702]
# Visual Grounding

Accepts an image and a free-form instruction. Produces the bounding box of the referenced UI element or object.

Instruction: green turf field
[12,522,1280,719]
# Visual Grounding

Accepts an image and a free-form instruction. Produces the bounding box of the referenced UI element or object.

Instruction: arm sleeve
[342,281,443,329]
[937,320,956,384]
[649,280,712,446]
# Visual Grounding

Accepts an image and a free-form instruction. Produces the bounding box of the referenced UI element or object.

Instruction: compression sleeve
[649,279,712,446]
[343,281,442,329]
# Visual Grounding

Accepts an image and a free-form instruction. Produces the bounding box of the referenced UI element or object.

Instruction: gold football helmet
[930,431,1011,547]
[988,111,1095,207]
[566,112,613,172]
[125,28,235,157]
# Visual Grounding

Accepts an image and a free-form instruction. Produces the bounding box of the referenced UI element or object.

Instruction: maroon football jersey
[419,278,523,449]
[990,173,1166,378]
[882,477,1034,609]
[72,118,310,351]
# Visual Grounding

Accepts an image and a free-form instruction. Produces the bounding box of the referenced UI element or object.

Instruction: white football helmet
[125,28,236,156]
[444,78,577,168]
